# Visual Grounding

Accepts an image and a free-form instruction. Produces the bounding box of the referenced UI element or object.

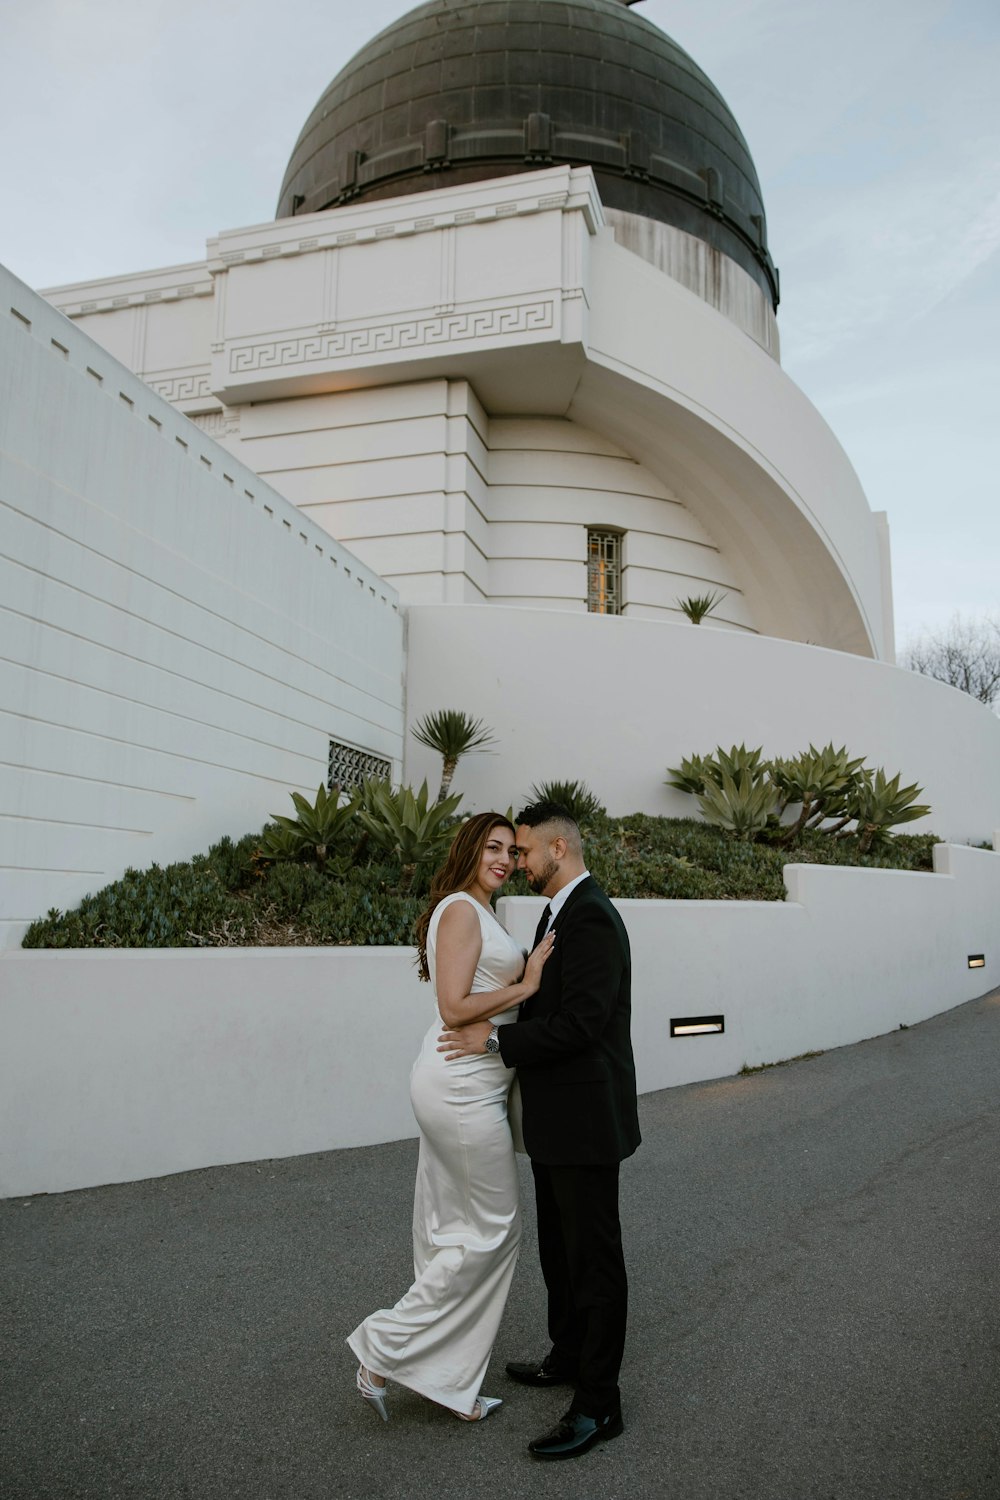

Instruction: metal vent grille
[328,739,391,791]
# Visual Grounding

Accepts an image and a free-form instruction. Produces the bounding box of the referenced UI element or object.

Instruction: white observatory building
[4,0,999,944]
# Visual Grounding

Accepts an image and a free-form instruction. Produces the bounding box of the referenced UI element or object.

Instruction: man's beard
[526,856,559,892]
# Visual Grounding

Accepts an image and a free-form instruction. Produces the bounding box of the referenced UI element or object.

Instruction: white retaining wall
[0,267,404,947]
[2,839,997,1199]
[404,603,1000,844]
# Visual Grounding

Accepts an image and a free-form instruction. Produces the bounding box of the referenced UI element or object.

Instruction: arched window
[587,529,622,615]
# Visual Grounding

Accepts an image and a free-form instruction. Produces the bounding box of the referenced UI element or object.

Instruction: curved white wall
[604,208,780,359]
[487,417,755,628]
[576,234,889,656]
[404,604,1000,843]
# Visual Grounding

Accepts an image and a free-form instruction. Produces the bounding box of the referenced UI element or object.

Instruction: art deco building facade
[5,0,998,941]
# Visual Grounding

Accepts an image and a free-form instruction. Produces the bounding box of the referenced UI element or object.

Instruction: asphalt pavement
[3,987,999,1500]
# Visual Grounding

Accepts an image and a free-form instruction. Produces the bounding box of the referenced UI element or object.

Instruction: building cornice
[41,262,214,319]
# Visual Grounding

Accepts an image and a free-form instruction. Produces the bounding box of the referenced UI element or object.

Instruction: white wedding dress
[346,892,524,1415]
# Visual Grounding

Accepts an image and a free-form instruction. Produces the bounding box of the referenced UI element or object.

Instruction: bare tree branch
[901,613,1000,709]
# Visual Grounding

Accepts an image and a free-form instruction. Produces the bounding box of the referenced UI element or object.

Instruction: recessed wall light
[968,954,986,969]
[670,1016,724,1037]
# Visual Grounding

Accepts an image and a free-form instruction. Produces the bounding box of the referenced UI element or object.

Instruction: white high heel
[357,1363,389,1423]
[453,1395,503,1421]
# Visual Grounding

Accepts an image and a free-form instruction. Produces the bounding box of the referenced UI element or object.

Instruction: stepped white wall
[0,269,404,947]
[2,839,997,1197]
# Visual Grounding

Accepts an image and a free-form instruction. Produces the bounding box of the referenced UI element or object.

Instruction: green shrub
[22,860,237,948]
[21,812,940,949]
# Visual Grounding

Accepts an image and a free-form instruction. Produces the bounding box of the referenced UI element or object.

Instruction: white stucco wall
[2,839,996,1198]
[0,268,404,947]
[403,604,1000,843]
[602,209,779,358]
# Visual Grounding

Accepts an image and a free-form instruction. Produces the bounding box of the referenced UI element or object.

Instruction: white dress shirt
[543,869,591,931]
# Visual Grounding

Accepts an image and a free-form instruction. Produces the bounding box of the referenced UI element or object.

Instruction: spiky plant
[843,769,931,854]
[666,753,717,797]
[769,744,867,844]
[697,770,780,841]
[260,783,359,871]
[667,745,766,796]
[677,589,727,624]
[411,709,496,802]
[529,779,606,825]
[355,779,463,891]
[713,744,766,783]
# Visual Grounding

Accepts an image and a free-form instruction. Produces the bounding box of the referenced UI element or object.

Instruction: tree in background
[901,613,1000,710]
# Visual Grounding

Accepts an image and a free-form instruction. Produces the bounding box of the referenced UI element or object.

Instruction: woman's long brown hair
[414,813,515,982]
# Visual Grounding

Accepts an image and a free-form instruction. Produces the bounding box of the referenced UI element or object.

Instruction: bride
[347,812,554,1423]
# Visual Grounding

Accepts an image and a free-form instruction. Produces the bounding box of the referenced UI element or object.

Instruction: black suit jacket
[498,877,641,1166]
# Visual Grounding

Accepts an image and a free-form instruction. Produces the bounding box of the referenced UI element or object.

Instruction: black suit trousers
[531,1159,627,1417]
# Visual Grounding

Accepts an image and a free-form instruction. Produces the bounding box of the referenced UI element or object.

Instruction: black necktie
[533,904,552,948]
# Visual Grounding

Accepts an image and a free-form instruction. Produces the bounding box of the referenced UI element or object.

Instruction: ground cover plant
[22,795,939,950]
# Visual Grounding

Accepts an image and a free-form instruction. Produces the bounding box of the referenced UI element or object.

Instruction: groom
[440,800,640,1460]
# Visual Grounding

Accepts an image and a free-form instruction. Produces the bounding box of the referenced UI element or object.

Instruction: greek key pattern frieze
[147,372,213,402]
[189,410,241,436]
[228,300,556,374]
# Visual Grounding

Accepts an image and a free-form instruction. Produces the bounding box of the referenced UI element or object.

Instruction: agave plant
[770,743,867,844]
[355,779,463,891]
[529,779,606,824]
[261,782,359,871]
[844,768,931,854]
[677,589,727,624]
[697,769,780,841]
[666,753,717,796]
[256,825,306,865]
[412,709,496,802]
[667,745,766,797]
[714,744,766,783]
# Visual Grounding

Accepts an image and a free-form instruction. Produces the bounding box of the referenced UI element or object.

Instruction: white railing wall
[2,839,997,1199]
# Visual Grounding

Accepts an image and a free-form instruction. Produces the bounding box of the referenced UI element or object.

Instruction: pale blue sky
[2,0,996,645]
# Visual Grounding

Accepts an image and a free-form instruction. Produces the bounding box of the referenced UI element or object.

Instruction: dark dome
[277,0,778,308]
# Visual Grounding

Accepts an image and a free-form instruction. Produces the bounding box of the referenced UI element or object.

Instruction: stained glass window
[587,529,622,614]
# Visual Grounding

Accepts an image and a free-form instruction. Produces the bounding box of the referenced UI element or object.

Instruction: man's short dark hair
[516,800,578,832]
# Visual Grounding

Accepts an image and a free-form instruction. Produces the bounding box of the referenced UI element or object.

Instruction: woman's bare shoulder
[436,893,482,933]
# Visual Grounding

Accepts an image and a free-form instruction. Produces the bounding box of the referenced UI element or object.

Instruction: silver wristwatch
[484,1026,501,1055]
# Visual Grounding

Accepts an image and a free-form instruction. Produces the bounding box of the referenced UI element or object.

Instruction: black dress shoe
[528,1407,624,1461]
[505,1357,576,1388]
